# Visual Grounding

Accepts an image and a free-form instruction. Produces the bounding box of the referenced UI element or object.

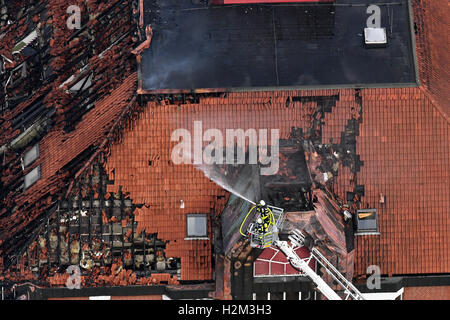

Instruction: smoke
[197,163,258,205]
[142,3,214,90]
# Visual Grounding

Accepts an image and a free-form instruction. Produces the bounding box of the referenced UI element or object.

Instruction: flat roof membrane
[141,0,417,92]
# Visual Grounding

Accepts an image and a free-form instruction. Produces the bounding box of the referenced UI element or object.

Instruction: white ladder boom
[275,229,365,300]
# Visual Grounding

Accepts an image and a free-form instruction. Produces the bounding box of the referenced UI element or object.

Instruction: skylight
[356,209,378,234]
[24,165,41,190]
[186,214,208,238]
[22,144,39,168]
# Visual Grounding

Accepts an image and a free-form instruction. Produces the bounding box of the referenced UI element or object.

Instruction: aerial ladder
[276,229,365,300]
[241,201,365,300]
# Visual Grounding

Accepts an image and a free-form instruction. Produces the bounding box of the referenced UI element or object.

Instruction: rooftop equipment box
[364,27,388,47]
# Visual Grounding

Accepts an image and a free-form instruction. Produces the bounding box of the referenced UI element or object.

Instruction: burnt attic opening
[261,140,312,212]
[218,140,314,256]
[7,164,181,285]
[198,137,313,212]
[28,204,179,275]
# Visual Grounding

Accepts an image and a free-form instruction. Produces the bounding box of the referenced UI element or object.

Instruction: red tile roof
[104,90,357,281]
[39,73,138,180]
[103,82,449,280]
[321,93,360,144]
[403,286,450,300]
[1,0,448,290]
[352,0,450,277]
[331,164,354,204]
[354,87,449,276]
[412,0,450,118]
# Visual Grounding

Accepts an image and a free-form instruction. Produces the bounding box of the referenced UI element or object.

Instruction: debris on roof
[0,0,448,300]
[0,0,138,276]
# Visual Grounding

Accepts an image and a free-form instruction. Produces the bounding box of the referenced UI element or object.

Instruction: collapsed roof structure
[0,0,448,300]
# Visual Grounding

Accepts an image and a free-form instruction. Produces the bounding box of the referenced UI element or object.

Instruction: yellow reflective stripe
[267,208,275,226]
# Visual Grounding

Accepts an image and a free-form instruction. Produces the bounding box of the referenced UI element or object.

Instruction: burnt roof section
[140,0,417,92]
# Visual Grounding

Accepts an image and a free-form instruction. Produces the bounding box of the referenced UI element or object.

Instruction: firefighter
[255,217,265,234]
[256,200,274,233]
[239,200,275,238]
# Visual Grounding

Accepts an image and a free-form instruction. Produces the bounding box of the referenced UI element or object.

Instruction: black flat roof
[140,0,417,92]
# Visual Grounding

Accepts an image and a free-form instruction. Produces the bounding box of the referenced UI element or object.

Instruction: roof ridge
[65,73,138,197]
[418,86,450,124]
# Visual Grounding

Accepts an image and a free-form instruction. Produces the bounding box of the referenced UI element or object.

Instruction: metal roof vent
[364,27,387,47]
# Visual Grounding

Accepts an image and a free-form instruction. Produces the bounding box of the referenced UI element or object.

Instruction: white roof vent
[364,27,387,47]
